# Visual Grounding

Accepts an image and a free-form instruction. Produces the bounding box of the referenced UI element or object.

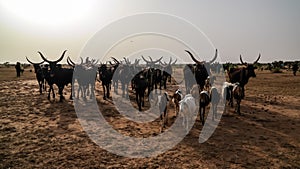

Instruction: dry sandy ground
[0,68,299,168]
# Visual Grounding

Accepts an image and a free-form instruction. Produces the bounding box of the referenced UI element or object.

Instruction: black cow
[141,56,163,98]
[117,57,134,97]
[39,50,73,102]
[26,57,45,94]
[68,57,98,99]
[183,64,195,94]
[228,54,261,99]
[110,57,121,95]
[99,63,114,100]
[133,71,148,111]
[160,57,177,89]
[232,82,243,115]
[184,49,218,92]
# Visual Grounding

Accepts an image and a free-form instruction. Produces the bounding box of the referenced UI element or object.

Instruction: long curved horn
[141,55,150,63]
[209,49,218,64]
[169,57,172,65]
[67,56,76,65]
[67,57,75,67]
[38,51,51,63]
[134,59,140,65]
[148,56,153,62]
[123,57,130,64]
[93,59,99,65]
[152,56,163,64]
[56,50,67,63]
[111,57,120,64]
[159,60,167,65]
[254,53,261,64]
[38,50,66,63]
[80,57,83,64]
[26,57,44,65]
[240,54,246,65]
[172,58,177,65]
[185,50,203,64]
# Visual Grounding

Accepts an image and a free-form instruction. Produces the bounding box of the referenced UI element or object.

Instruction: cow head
[185,49,218,73]
[240,53,261,78]
[39,50,67,77]
[159,57,177,75]
[141,55,163,68]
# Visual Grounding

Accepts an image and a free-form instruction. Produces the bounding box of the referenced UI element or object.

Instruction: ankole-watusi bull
[26,57,45,94]
[159,57,177,89]
[232,82,243,115]
[132,71,148,111]
[141,55,163,99]
[98,63,114,100]
[39,50,73,102]
[68,57,98,99]
[184,49,218,92]
[228,54,261,99]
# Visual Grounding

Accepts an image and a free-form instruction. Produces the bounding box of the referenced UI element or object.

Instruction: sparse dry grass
[0,67,299,168]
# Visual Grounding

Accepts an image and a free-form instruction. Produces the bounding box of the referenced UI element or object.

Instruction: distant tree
[4,62,10,68]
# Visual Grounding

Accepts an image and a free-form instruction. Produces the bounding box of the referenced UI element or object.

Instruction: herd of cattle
[26,49,261,130]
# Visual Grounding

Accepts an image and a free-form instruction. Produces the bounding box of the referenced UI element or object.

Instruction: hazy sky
[0,0,299,64]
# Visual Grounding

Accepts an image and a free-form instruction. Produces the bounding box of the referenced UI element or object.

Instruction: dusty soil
[0,67,299,168]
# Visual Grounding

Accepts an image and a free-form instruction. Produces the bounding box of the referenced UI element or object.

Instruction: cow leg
[90,84,95,99]
[106,84,110,99]
[44,81,47,91]
[214,104,217,120]
[121,83,125,97]
[200,106,205,125]
[164,109,168,127]
[51,86,55,99]
[39,81,42,94]
[114,81,118,94]
[70,85,73,100]
[236,99,241,115]
[125,83,129,98]
[212,104,215,121]
[48,88,51,100]
[77,86,80,99]
[102,84,106,100]
[136,92,141,111]
[52,87,55,99]
[59,87,64,102]
[141,92,145,107]
[241,87,245,99]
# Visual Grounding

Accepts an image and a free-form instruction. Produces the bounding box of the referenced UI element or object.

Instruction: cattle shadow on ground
[184,102,300,168]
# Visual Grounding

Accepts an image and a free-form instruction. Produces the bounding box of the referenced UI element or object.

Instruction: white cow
[179,94,197,134]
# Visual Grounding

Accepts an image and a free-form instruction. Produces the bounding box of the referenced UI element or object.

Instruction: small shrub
[271,67,283,73]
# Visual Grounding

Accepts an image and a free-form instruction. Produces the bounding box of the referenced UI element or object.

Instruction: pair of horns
[160,57,177,65]
[39,50,67,64]
[185,49,218,64]
[141,55,163,64]
[240,54,261,65]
